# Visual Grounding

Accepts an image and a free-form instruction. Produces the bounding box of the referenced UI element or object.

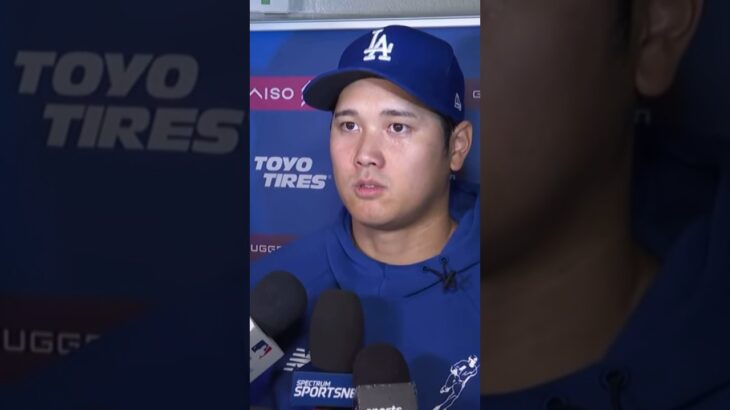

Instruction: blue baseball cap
[303,25,466,124]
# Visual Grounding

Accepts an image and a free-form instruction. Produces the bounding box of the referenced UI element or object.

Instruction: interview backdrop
[0,0,248,407]
[249,18,481,262]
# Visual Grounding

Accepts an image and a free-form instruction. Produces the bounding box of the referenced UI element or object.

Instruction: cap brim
[303,67,459,124]
[303,68,387,111]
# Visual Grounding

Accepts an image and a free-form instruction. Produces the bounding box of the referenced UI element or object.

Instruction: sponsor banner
[249,234,297,262]
[250,76,313,111]
[251,155,331,190]
[0,296,146,383]
[250,76,479,112]
[14,50,244,154]
[1,0,248,390]
[2,0,248,294]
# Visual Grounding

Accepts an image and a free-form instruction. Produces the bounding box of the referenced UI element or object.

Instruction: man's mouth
[354,180,386,198]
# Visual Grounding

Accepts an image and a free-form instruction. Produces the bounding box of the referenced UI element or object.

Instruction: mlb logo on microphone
[251,339,272,358]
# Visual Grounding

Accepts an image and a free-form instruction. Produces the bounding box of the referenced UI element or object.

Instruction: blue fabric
[303,25,466,124]
[251,181,481,409]
[481,128,730,410]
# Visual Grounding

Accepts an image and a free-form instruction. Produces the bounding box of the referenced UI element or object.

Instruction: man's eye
[341,121,359,131]
[389,123,410,134]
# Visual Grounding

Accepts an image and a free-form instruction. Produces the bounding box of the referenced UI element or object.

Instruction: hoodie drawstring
[422,257,458,291]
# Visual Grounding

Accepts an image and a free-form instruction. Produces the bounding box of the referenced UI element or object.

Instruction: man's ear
[633,0,704,97]
[449,121,473,173]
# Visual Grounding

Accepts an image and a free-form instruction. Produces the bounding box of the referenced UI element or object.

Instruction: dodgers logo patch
[363,29,394,62]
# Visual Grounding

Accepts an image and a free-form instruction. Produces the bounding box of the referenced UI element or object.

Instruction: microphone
[310,289,364,372]
[250,270,307,383]
[290,289,364,409]
[353,344,418,410]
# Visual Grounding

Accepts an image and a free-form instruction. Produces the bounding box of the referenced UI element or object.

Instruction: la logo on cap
[363,29,394,62]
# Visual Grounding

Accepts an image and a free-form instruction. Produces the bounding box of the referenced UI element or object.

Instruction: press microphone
[353,344,418,410]
[250,270,307,382]
[290,289,364,409]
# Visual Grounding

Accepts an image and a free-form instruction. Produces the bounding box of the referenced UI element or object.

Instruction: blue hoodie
[482,130,730,409]
[251,181,480,410]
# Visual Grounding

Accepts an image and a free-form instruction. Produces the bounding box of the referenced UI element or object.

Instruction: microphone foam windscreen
[309,289,364,373]
[353,343,411,386]
[250,270,307,338]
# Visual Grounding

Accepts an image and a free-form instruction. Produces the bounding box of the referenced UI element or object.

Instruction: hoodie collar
[325,181,480,298]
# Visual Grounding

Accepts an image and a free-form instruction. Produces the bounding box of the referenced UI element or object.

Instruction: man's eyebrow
[333,108,418,118]
[381,109,417,118]
[333,109,357,118]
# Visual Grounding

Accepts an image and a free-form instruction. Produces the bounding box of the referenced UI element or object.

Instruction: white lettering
[97,106,149,150]
[293,386,354,398]
[44,104,85,147]
[146,54,198,99]
[105,53,154,96]
[147,108,197,152]
[15,50,241,155]
[57,332,81,355]
[2,328,99,355]
[193,109,243,154]
[250,244,282,254]
[30,331,54,354]
[249,87,295,100]
[52,52,104,96]
[363,29,394,62]
[253,156,315,172]
[2,328,25,352]
[295,157,312,172]
[16,51,199,98]
[42,104,241,154]
[365,407,402,410]
[267,157,283,171]
[15,51,57,94]
[78,105,105,148]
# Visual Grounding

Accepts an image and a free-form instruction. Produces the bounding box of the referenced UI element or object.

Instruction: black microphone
[310,289,364,373]
[290,289,364,409]
[249,270,307,382]
[353,344,418,410]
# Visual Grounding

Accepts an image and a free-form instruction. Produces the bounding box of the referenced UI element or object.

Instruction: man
[481,0,730,408]
[251,26,480,409]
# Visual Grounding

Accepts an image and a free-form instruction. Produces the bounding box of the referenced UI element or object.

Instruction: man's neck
[352,208,456,266]
[480,156,658,394]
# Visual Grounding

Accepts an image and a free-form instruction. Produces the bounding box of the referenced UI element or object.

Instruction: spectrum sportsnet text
[253,156,328,189]
[14,51,245,154]
[293,379,355,400]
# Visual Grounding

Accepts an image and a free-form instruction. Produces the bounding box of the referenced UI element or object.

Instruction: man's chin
[350,212,404,233]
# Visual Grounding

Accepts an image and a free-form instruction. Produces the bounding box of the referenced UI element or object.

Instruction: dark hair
[438,114,456,152]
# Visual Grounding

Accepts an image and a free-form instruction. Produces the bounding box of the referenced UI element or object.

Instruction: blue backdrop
[0,0,249,408]
[249,22,481,263]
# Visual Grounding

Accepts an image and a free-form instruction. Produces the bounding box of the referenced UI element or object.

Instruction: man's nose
[354,129,384,168]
